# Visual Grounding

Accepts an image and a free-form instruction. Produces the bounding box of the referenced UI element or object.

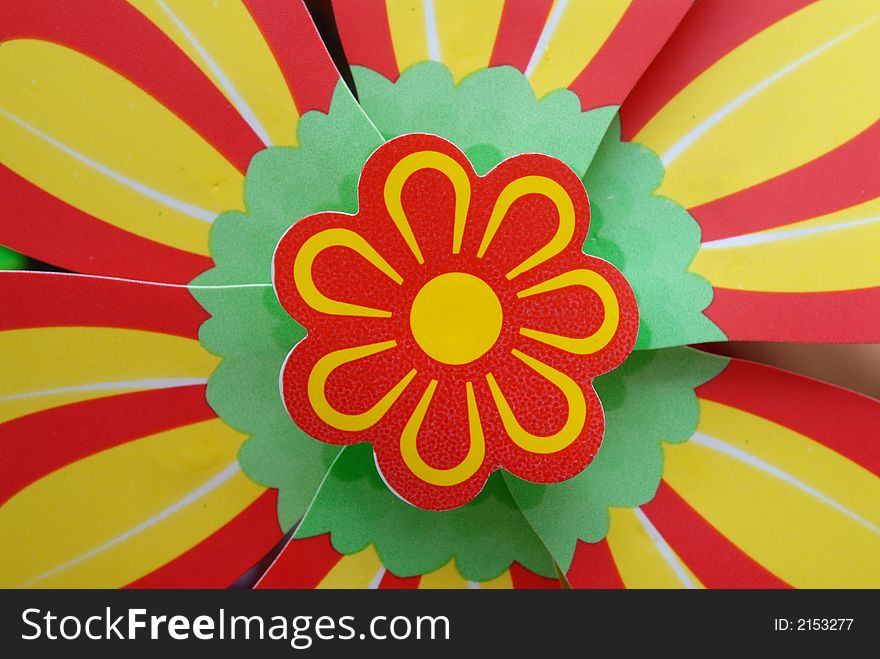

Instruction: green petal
[353,62,615,175]
[505,347,729,571]
[0,245,26,270]
[190,84,381,529]
[191,67,729,575]
[295,443,556,582]
[584,116,725,349]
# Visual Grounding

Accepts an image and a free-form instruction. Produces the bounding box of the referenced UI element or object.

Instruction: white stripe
[423,0,442,61]
[155,0,273,146]
[467,580,481,589]
[368,567,387,589]
[633,508,698,589]
[4,270,272,289]
[186,283,272,289]
[25,462,242,586]
[661,18,876,167]
[0,378,207,403]
[524,0,568,78]
[701,215,880,250]
[0,109,216,222]
[691,432,879,534]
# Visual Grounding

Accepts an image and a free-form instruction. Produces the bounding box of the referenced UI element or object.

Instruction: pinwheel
[1,0,877,590]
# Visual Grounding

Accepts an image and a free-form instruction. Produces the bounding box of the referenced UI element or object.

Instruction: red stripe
[568,0,692,110]
[693,121,880,241]
[0,271,206,338]
[508,563,561,589]
[644,482,791,589]
[620,0,813,139]
[0,165,212,283]
[697,358,880,476]
[378,571,420,589]
[332,0,399,81]
[488,0,554,71]
[0,0,262,173]
[0,386,215,505]
[705,286,880,345]
[244,0,340,114]
[256,534,343,588]
[566,539,625,589]
[127,490,282,589]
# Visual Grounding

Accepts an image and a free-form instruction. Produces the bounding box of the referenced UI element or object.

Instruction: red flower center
[273,133,638,510]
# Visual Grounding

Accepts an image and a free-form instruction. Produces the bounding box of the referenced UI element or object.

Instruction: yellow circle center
[409,272,503,365]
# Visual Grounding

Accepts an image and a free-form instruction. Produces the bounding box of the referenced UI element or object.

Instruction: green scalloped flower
[0,245,26,270]
[192,63,725,581]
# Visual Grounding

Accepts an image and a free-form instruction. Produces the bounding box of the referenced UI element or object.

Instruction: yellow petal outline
[292,227,403,318]
[383,150,472,262]
[400,381,486,487]
[517,269,620,354]
[477,176,576,280]
[306,341,415,433]
[486,349,586,454]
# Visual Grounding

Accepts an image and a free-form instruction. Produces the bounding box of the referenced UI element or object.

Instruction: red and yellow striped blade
[257,534,561,589]
[0,272,213,424]
[333,0,692,110]
[0,0,345,282]
[621,0,880,343]
[568,357,879,589]
[0,272,282,587]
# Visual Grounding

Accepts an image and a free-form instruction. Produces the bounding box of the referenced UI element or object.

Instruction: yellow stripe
[433,0,505,82]
[663,400,880,588]
[318,546,383,588]
[419,560,472,589]
[0,328,217,400]
[606,507,703,589]
[128,0,300,146]
[478,570,514,589]
[691,196,880,292]
[528,0,631,99]
[0,39,243,256]
[386,0,430,72]
[638,0,880,208]
[0,419,261,588]
[698,400,879,535]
